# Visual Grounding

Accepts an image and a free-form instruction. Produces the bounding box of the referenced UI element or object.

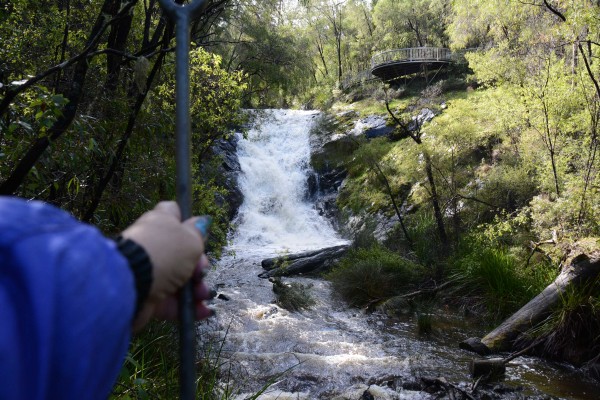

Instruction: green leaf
[17,120,32,131]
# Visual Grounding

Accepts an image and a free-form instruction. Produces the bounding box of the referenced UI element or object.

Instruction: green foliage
[272,278,317,312]
[526,278,600,364]
[373,0,449,49]
[111,321,265,399]
[451,234,557,319]
[405,211,443,266]
[416,308,434,336]
[327,244,424,307]
[337,136,416,215]
[158,47,247,155]
[111,322,181,399]
[447,0,600,245]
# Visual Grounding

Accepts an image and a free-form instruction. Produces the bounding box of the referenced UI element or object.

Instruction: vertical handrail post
[157,1,208,399]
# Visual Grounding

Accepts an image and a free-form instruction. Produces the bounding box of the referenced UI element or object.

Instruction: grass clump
[451,239,556,319]
[326,244,424,307]
[111,321,242,399]
[271,278,316,312]
[111,321,180,399]
[525,278,600,365]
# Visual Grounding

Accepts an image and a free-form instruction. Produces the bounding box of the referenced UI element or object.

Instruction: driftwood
[259,245,350,278]
[461,251,600,355]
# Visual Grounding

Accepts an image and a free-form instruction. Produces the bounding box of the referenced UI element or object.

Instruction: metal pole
[157,1,207,399]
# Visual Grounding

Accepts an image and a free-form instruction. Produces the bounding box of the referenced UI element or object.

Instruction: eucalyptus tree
[372,0,450,50]
[204,0,314,106]
[342,0,376,75]
[448,0,600,237]
[300,0,348,83]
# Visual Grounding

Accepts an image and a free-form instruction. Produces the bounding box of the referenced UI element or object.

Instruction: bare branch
[542,0,566,21]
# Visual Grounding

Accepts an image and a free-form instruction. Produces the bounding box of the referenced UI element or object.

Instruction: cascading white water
[232,109,345,254]
[201,110,594,400]
[203,110,418,399]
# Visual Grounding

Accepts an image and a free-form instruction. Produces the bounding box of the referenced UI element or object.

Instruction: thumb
[184,215,211,246]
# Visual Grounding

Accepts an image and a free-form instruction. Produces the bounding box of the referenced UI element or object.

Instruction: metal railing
[371,47,452,68]
[341,47,453,90]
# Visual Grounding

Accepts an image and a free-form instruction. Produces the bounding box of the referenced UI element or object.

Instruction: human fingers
[153,296,178,321]
[195,300,214,320]
[152,295,214,321]
[194,280,211,300]
[193,255,210,282]
[182,216,211,246]
[153,201,181,220]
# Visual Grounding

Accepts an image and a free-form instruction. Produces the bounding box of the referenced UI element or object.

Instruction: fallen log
[461,251,600,355]
[259,244,350,278]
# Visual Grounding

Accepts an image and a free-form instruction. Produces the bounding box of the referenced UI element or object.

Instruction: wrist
[114,236,154,317]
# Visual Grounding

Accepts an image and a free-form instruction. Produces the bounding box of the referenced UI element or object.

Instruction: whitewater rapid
[201,110,418,399]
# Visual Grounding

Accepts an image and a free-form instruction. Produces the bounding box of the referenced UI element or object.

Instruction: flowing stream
[202,110,599,399]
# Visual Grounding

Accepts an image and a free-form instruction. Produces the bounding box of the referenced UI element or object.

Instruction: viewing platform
[370,47,452,81]
[342,47,452,89]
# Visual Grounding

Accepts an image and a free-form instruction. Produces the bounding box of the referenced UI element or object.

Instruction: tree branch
[0,1,137,116]
[542,0,566,22]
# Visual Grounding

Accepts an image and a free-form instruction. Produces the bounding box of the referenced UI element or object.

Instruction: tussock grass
[111,321,180,399]
[326,244,424,307]
[525,278,600,365]
[450,244,556,319]
[271,278,316,312]
[111,320,274,399]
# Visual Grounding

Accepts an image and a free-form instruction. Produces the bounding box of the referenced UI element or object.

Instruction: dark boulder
[209,134,243,221]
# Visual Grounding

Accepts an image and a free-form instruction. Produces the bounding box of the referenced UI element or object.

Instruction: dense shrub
[327,245,424,307]
[272,278,316,312]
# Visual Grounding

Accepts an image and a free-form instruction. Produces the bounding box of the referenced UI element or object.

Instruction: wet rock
[306,168,347,200]
[582,362,600,381]
[401,380,422,391]
[459,337,492,356]
[378,296,413,317]
[259,245,350,278]
[408,108,437,131]
[309,113,357,229]
[216,293,230,301]
[331,384,399,400]
[348,115,395,139]
[209,134,243,221]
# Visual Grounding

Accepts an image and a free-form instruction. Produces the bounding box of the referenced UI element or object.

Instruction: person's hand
[120,201,213,331]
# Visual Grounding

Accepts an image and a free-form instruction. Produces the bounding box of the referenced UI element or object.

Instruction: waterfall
[205,110,413,399]
[202,110,591,400]
[232,109,346,255]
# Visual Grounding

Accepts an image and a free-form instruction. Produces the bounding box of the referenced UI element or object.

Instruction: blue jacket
[0,197,135,399]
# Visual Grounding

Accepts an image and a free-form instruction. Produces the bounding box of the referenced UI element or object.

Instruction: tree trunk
[460,251,600,354]
[82,30,171,222]
[259,245,350,278]
[105,7,134,93]
[423,150,448,246]
[373,161,412,247]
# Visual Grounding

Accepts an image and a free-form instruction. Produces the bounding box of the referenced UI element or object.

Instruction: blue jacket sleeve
[0,197,136,400]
